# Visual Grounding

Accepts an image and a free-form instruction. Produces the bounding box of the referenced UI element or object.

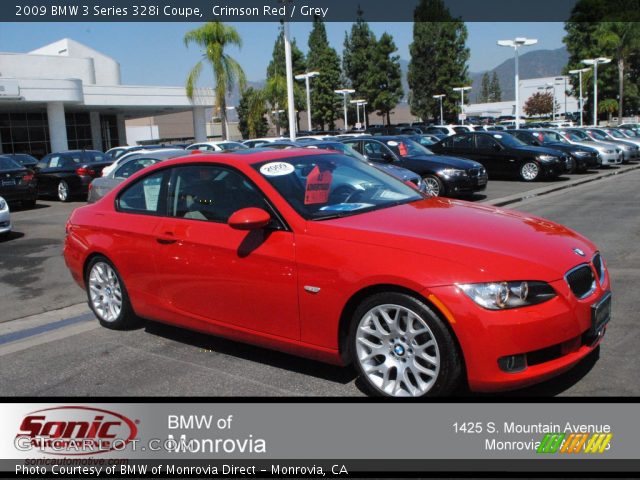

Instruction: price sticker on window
[304,165,333,205]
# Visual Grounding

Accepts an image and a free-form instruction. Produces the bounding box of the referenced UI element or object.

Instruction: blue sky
[0,22,565,85]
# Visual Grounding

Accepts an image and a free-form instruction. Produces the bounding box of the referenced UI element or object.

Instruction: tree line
[183,0,640,139]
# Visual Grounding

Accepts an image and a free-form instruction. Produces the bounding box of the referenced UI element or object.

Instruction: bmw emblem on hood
[573,248,586,257]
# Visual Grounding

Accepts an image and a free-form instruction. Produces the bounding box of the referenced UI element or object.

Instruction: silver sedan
[88,149,185,203]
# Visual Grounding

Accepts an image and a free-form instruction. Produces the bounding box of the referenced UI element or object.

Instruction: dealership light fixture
[497,37,538,128]
[335,89,355,131]
[433,94,446,125]
[582,57,611,126]
[569,67,591,126]
[452,87,471,124]
[295,71,320,132]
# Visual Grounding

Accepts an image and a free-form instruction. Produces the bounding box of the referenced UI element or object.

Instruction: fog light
[498,354,527,373]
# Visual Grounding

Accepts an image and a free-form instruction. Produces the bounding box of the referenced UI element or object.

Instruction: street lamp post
[350,99,367,129]
[569,67,591,127]
[295,71,320,132]
[283,21,297,140]
[497,37,538,129]
[433,94,445,125]
[225,106,235,140]
[360,101,368,129]
[582,57,612,126]
[335,88,355,131]
[452,87,471,124]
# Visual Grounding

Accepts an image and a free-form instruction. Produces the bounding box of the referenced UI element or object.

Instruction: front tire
[86,256,139,329]
[520,161,541,181]
[57,180,71,202]
[422,175,445,197]
[350,292,462,397]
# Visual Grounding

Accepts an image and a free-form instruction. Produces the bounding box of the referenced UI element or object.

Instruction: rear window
[0,157,21,170]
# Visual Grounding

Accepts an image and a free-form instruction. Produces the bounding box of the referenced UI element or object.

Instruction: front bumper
[0,209,10,234]
[428,269,610,392]
[598,152,622,166]
[441,173,488,195]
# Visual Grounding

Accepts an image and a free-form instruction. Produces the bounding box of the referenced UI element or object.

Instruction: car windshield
[607,129,625,139]
[307,143,368,163]
[218,142,248,151]
[0,157,22,170]
[568,130,589,140]
[254,153,422,221]
[493,133,527,147]
[385,138,433,156]
[535,131,567,144]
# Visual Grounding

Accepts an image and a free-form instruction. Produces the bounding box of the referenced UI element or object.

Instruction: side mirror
[228,207,271,231]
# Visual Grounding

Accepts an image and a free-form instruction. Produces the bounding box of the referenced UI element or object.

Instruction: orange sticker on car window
[304,165,333,205]
[399,142,408,156]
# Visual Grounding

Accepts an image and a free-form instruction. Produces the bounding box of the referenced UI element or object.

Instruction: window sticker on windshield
[398,142,408,156]
[386,141,399,146]
[304,165,333,205]
[493,134,503,139]
[260,162,294,176]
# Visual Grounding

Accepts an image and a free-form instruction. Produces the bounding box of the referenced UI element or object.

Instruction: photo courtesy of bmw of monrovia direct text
[1,0,640,476]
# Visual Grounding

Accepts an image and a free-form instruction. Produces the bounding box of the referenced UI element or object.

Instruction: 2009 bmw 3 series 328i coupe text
[63,149,611,397]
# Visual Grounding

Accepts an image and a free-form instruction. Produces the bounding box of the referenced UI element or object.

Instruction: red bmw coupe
[64,149,611,397]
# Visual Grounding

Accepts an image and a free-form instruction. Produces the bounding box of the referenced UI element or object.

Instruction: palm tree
[184,22,247,140]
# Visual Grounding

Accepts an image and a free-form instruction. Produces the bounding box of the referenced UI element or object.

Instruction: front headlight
[458,281,556,310]
[441,168,467,177]
[573,151,590,157]
[0,198,6,211]
[536,154,558,162]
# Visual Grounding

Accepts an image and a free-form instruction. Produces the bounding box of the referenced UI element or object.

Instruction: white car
[185,141,248,152]
[0,196,11,235]
[102,148,180,177]
[242,137,287,148]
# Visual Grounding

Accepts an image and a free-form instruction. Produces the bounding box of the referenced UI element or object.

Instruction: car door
[151,164,299,339]
[473,133,509,175]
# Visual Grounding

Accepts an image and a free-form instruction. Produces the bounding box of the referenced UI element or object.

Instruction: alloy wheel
[58,181,69,201]
[88,262,123,323]
[355,304,441,397]
[423,176,441,196]
[521,162,539,181]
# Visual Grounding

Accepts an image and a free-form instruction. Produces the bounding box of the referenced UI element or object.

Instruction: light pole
[569,67,591,126]
[582,57,611,126]
[283,21,296,140]
[295,71,320,132]
[433,94,445,125]
[497,37,538,129]
[360,101,368,129]
[225,106,235,140]
[350,99,367,129]
[335,88,355,131]
[452,87,471,124]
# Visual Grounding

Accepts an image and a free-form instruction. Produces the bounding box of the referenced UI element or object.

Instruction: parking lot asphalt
[0,167,638,396]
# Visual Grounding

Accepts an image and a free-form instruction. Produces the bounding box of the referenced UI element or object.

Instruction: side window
[451,135,473,149]
[115,159,157,179]
[167,165,265,223]
[48,156,61,168]
[89,152,107,162]
[344,141,362,154]
[363,141,385,158]
[37,156,51,169]
[476,135,498,149]
[117,170,165,214]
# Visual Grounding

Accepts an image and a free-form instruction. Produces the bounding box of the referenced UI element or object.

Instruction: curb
[483,162,640,207]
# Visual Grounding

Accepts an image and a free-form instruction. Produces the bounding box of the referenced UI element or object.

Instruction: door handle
[156,232,177,245]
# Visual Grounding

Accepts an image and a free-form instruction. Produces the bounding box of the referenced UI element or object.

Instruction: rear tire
[57,180,71,202]
[349,292,462,397]
[85,256,139,329]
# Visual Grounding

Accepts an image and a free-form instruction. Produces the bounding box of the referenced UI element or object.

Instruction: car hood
[546,142,596,154]
[405,154,483,169]
[513,145,564,157]
[307,198,596,285]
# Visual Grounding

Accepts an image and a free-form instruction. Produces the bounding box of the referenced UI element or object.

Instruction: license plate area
[591,291,612,335]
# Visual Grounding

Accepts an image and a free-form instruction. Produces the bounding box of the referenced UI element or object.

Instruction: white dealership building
[0,38,213,157]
